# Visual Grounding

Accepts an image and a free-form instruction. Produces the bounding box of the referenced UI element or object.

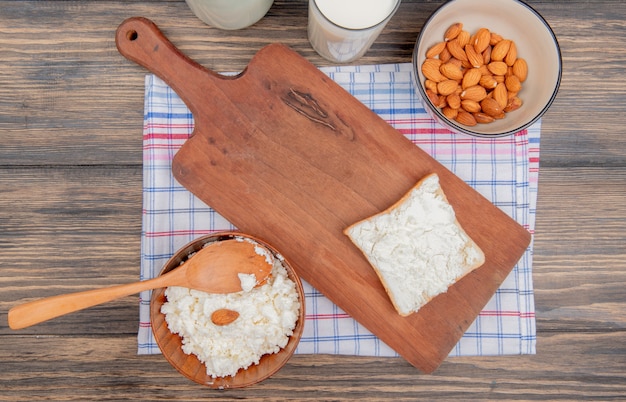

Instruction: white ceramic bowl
[412,0,562,137]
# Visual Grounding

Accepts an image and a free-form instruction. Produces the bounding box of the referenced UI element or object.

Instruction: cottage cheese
[161,245,300,378]
[345,173,485,316]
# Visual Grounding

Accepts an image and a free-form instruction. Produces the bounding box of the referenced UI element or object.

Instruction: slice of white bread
[344,173,485,316]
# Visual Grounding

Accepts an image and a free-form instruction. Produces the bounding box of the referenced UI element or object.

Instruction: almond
[425,79,438,93]
[487,61,508,76]
[426,89,441,106]
[455,110,477,126]
[462,68,482,89]
[473,28,491,53]
[440,62,464,81]
[482,45,492,65]
[493,82,508,109]
[505,75,522,93]
[479,74,498,90]
[437,80,460,96]
[491,39,511,61]
[461,99,481,113]
[474,112,495,124]
[457,30,471,48]
[442,106,458,119]
[430,89,448,108]
[490,32,504,46]
[461,59,473,70]
[512,58,528,82]
[439,46,452,62]
[465,44,483,68]
[447,93,461,109]
[426,41,447,59]
[447,39,468,62]
[422,58,445,82]
[504,96,523,112]
[448,57,463,69]
[444,22,463,41]
[478,64,491,76]
[507,66,514,77]
[480,97,504,117]
[460,85,487,102]
[505,41,517,66]
[211,309,240,326]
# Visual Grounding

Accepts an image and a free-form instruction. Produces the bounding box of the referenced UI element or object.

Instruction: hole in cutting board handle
[126,30,138,41]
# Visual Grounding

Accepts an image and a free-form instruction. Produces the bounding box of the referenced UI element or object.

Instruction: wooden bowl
[150,232,305,388]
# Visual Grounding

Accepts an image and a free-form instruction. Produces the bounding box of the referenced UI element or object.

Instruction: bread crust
[344,173,485,316]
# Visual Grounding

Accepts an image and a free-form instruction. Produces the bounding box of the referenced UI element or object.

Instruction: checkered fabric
[137,63,538,357]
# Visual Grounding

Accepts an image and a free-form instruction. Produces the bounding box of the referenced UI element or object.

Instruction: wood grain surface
[1,0,625,400]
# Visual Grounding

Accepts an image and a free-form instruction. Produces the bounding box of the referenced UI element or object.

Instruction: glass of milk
[308,0,401,63]
[185,0,274,30]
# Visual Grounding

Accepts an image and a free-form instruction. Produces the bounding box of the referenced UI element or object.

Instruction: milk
[185,0,274,30]
[308,0,400,63]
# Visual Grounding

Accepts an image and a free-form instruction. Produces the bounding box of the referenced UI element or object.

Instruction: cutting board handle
[115,17,226,116]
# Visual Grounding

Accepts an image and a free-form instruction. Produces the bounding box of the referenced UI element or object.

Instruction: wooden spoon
[8,240,273,330]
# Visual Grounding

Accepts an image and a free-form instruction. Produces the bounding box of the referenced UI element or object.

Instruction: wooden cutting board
[116,17,531,373]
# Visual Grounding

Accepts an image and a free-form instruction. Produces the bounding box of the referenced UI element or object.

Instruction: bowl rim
[150,231,305,389]
[412,0,563,138]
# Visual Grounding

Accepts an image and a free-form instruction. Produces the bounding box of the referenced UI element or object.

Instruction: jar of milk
[308,0,401,63]
[185,0,274,30]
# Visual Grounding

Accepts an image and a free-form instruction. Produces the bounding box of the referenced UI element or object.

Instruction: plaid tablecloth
[137,63,538,357]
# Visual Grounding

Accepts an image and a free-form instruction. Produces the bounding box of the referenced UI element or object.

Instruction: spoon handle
[8,275,169,330]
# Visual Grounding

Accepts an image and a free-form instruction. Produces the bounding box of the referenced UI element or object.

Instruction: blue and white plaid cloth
[137,63,539,358]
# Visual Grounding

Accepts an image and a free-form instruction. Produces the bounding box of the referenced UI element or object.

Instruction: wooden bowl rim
[150,231,305,388]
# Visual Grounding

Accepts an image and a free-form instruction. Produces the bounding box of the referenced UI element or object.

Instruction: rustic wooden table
[1,0,624,400]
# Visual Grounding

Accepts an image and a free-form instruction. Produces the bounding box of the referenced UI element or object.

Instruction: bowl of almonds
[412,0,561,137]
